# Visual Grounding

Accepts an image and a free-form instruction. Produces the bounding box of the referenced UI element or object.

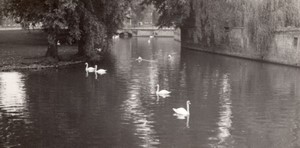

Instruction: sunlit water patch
[0,72,27,116]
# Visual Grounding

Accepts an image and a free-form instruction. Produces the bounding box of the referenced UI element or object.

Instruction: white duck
[156,84,171,95]
[94,65,107,75]
[173,100,191,116]
[85,62,95,72]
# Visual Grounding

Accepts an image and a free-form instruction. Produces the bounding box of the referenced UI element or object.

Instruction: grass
[0,29,80,71]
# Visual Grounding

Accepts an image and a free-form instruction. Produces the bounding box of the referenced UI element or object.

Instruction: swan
[85,62,95,72]
[113,35,119,39]
[168,54,172,58]
[148,39,151,43]
[158,93,170,98]
[173,100,191,115]
[94,65,107,75]
[57,40,61,46]
[149,35,154,38]
[156,84,171,95]
[136,56,143,62]
[96,48,102,53]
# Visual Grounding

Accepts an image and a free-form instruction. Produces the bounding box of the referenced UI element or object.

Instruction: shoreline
[0,29,84,72]
[0,60,85,72]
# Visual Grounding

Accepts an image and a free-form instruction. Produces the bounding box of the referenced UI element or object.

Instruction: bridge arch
[119,32,133,38]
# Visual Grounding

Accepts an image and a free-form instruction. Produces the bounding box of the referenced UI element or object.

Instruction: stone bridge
[117,27,175,38]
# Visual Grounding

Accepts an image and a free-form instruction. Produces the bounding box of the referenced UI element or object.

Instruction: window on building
[293,37,298,47]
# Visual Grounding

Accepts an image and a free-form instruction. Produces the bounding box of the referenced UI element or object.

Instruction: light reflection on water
[1,38,300,147]
[0,72,31,147]
[0,72,27,116]
[216,73,233,146]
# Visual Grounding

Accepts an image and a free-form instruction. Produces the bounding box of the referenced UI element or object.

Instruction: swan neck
[156,85,159,93]
[187,102,190,114]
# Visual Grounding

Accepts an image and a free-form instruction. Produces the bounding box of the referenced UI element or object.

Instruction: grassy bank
[0,30,80,71]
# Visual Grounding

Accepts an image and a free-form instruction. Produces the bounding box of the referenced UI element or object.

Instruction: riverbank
[0,29,82,71]
[181,27,300,68]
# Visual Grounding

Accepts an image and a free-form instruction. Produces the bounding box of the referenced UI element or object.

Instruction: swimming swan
[96,48,102,53]
[173,100,191,115]
[156,84,171,95]
[85,63,95,72]
[94,65,107,75]
[136,56,143,62]
[113,35,119,39]
[57,40,61,46]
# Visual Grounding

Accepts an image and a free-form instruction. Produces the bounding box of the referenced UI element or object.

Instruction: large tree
[76,0,131,58]
[4,0,79,59]
[4,0,131,61]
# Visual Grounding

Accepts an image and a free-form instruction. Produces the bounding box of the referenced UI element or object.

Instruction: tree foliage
[142,0,191,27]
[4,0,132,60]
[0,0,5,25]
[129,0,148,26]
[4,0,79,59]
[145,0,300,52]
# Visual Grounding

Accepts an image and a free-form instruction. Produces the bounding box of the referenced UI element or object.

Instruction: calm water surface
[1,38,300,148]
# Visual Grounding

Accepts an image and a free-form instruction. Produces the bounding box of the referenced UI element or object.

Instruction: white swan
[173,100,191,115]
[94,65,107,75]
[112,35,119,39]
[149,35,154,38]
[57,40,61,46]
[148,39,151,43]
[156,84,171,95]
[96,48,102,53]
[85,62,95,72]
[136,56,143,62]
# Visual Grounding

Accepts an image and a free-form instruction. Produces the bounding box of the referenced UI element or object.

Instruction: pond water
[1,38,300,148]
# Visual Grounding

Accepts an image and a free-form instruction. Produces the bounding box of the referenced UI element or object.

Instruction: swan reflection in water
[85,71,96,79]
[173,114,190,128]
[156,94,170,101]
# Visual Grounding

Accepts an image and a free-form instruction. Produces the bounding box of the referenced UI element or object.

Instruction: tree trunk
[77,35,86,56]
[76,0,103,61]
[45,44,58,58]
[76,15,94,58]
[76,0,94,57]
[45,32,59,59]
